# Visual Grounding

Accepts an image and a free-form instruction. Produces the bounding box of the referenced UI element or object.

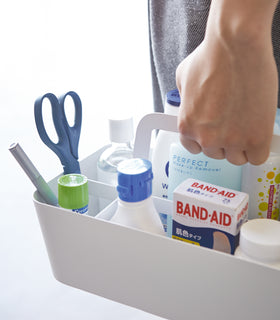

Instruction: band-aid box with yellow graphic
[172,178,249,254]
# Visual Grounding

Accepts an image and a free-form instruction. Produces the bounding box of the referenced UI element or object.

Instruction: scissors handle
[34,92,81,174]
[58,91,82,160]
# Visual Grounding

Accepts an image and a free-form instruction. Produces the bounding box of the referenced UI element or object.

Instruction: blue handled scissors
[34,91,82,174]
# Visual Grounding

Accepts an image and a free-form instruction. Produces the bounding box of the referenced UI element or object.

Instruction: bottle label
[242,160,280,220]
[72,204,88,214]
[159,212,167,232]
[168,147,242,199]
[252,170,279,219]
[153,161,169,199]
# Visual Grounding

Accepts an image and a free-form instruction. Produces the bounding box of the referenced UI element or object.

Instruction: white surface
[1,1,164,319]
[34,178,280,320]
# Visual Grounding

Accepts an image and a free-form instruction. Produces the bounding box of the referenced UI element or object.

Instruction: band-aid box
[172,178,249,254]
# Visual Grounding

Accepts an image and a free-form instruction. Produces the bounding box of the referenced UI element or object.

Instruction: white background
[1,1,164,319]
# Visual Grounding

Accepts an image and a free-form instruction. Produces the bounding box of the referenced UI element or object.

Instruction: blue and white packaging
[172,178,249,254]
[168,143,243,201]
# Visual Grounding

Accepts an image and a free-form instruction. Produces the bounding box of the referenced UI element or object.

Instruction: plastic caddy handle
[133,113,280,159]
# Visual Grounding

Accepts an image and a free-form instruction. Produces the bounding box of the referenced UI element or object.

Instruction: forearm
[206,0,279,51]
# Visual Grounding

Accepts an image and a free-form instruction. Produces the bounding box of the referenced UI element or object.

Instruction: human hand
[176,0,279,166]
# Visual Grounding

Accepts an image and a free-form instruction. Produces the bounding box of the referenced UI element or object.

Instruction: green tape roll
[58,174,88,212]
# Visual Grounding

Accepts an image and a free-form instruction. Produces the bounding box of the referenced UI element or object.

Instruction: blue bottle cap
[166,89,180,107]
[117,158,153,202]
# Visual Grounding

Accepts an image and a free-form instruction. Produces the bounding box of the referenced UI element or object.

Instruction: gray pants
[148,0,280,112]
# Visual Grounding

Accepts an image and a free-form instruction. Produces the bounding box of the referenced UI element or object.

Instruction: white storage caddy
[33,113,280,320]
